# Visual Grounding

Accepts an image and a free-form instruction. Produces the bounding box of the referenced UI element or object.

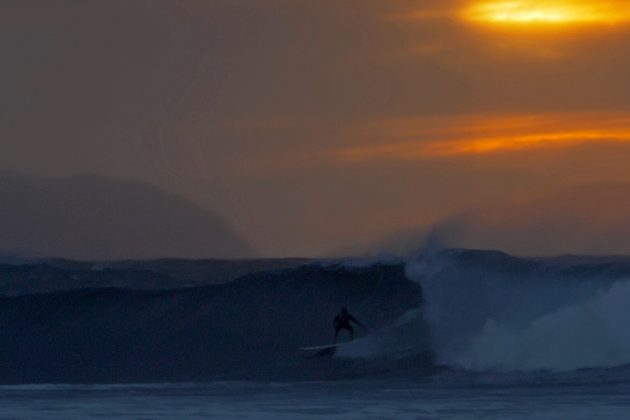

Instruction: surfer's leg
[348,325,354,341]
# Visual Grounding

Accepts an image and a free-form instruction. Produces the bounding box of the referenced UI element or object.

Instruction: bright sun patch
[463,1,630,26]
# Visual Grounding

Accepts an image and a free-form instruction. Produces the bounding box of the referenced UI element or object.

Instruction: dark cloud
[0,172,252,260]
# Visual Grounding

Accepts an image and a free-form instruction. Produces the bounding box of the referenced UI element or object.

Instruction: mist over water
[405,249,630,372]
[455,281,630,371]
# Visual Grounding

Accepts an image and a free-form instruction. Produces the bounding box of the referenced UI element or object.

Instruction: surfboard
[300,344,339,351]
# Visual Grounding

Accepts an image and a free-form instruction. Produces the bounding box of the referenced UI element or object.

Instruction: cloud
[2,1,630,257]
[332,112,630,162]
[237,112,630,172]
[433,183,630,256]
[462,1,630,26]
[357,182,630,257]
[0,172,254,260]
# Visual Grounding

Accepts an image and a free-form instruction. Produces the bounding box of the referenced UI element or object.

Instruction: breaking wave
[405,249,630,373]
[4,249,630,383]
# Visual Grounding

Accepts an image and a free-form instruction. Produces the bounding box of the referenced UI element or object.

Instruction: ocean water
[2,378,630,419]
[4,249,630,417]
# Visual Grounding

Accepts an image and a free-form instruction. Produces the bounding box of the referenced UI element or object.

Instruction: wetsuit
[334,312,361,341]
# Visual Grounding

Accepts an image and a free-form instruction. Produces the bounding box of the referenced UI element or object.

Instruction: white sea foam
[407,250,630,372]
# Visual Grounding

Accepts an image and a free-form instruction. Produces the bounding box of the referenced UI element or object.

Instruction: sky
[3,0,630,258]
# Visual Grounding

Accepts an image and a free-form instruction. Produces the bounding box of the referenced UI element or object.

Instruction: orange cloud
[331,112,630,163]
[462,1,630,26]
[398,1,630,25]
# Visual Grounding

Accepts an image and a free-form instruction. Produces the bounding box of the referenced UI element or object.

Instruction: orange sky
[3,0,630,257]
[331,112,630,162]
[461,1,630,26]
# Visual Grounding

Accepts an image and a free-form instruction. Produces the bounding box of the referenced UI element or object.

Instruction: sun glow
[330,113,630,163]
[236,113,630,174]
[463,1,630,26]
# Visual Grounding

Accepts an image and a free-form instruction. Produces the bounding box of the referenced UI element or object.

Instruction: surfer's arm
[349,315,367,330]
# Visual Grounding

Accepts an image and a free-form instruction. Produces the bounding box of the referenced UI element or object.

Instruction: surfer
[333,307,366,342]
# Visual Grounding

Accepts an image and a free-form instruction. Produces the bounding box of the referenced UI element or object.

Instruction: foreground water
[3,377,630,419]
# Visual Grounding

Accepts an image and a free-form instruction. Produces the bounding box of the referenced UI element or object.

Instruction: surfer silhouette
[333,307,366,342]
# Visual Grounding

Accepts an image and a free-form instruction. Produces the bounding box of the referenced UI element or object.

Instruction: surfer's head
[341,307,348,314]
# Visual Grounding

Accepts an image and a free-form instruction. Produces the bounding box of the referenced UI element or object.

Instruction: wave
[0,263,424,384]
[0,258,310,296]
[451,281,630,371]
[4,249,630,384]
[405,249,630,373]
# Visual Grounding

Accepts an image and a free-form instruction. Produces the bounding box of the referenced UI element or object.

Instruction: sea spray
[406,249,630,372]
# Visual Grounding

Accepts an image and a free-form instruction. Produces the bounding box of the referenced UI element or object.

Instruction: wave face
[406,249,630,372]
[0,264,424,384]
[5,249,630,384]
[0,258,310,296]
